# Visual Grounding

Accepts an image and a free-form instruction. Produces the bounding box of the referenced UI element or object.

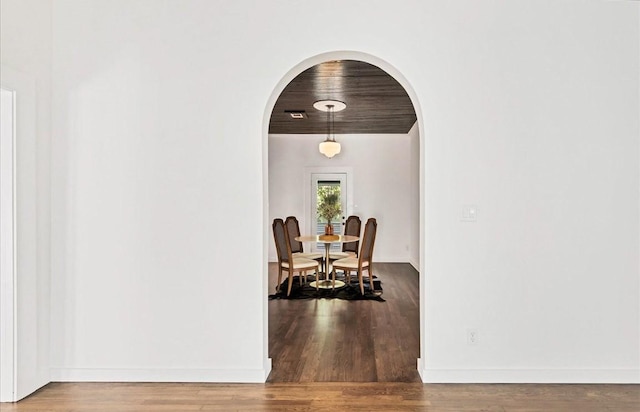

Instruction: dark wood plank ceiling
[269,60,417,135]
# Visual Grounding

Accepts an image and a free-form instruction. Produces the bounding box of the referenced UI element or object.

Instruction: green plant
[317,190,342,225]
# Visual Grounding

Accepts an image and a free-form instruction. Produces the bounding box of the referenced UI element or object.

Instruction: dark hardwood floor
[268,262,421,382]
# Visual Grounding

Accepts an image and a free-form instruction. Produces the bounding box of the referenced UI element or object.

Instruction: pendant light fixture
[314,100,346,158]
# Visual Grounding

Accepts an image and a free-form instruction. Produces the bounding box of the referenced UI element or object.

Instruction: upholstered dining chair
[273,218,320,296]
[329,215,361,261]
[285,216,324,273]
[332,218,377,295]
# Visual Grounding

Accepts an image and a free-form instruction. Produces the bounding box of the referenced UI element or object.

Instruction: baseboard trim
[372,256,410,263]
[50,366,271,383]
[270,258,413,264]
[418,367,640,384]
[263,358,272,380]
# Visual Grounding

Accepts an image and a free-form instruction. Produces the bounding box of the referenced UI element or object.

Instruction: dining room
[267,59,421,382]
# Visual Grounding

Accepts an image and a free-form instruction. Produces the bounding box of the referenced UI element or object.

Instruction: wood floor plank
[2,382,638,411]
[268,262,421,382]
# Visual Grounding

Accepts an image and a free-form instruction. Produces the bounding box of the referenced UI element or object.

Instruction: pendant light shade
[319,140,341,158]
[314,100,345,158]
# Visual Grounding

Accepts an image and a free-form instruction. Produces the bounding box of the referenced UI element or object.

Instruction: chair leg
[300,271,305,285]
[332,267,336,290]
[287,271,294,296]
[276,266,283,292]
[368,266,375,293]
[358,270,365,295]
[315,264,320,290]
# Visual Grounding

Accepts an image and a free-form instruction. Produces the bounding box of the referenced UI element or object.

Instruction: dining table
[294,234,359,289]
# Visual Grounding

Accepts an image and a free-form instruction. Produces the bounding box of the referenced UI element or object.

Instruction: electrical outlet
[461,205,478,222]
[467,329,479,345]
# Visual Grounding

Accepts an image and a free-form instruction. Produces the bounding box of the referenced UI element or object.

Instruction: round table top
[295,234,359,244]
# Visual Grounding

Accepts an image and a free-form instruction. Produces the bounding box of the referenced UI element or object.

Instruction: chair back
[284,216,303,254]
[359,218,377,265]
[273,218,292,264]
[342,215,361,255]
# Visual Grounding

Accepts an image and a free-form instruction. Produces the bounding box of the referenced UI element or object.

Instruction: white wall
[0,0,52,399]
[0,85,16,402]
[418,1,639,383]
[49,0,271,382]
[269,133,414,263]
[408,123,420,270]
[40,0,640,385]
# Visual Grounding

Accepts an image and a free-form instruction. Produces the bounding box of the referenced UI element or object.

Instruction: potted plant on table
[317,191,342,235]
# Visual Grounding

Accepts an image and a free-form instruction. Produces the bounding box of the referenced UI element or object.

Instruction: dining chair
[332,217,377,295]
[285,216,324,275]
[273,218,320,296]
[329,215,361,261]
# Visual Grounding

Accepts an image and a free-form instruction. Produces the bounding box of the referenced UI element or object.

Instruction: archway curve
[261,50,426,381]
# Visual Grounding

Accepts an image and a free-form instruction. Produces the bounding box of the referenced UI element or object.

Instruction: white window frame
[303,167,354,253]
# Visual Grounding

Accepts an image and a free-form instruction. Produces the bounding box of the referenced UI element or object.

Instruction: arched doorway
[262,51,425,382]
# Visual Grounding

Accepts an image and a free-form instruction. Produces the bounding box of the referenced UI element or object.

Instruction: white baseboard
[50,365,272,383]
[418,366,640,384]
[269,257,414,264]
[49,364,639,384]
[263,357,272,380]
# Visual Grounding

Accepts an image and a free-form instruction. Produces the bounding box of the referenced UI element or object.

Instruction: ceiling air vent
[285,110,307,119]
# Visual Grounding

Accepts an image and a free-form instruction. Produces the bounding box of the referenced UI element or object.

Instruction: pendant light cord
[327,104,334,142]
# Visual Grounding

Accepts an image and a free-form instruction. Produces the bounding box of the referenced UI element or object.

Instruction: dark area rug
[269,274,384,301]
